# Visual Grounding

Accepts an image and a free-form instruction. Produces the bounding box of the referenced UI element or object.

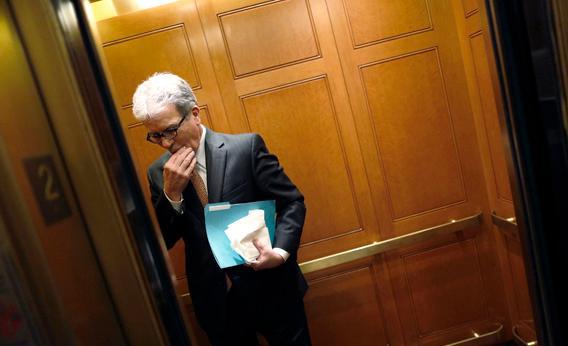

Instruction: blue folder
[204,200,276,268]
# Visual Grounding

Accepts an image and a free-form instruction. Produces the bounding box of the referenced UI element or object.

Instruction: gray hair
[132,72,197,121]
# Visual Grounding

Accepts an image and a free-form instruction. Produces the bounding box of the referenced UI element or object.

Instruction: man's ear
[192,106,201,124]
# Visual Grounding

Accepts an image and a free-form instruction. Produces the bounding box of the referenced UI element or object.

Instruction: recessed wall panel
[361,49,466,220]
[462,0,479,17]
[343,0,431,47]
[103,25,200,107]
[403,239,486,334]
[219,0,320,77]
[242,78,361,244]
[470,34,512,202]
[305,266,388,345]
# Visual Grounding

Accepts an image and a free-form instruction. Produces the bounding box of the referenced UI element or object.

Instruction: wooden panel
[388,237,488,344]
[504,236,533,324]
[461,0,479,17]
[404,239,486,334]
[242,77,362,244]
[469,33,512,202]
[304,265,388,345]
[343,0,432,47]
[464,11,482,35]
[219,0,320,77]
[103,25,200,107]
[360,49,467,220]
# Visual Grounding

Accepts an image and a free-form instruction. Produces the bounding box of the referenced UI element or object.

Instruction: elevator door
[93,0,512,344]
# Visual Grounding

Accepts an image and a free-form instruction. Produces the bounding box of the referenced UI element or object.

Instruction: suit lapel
[205,129,226,203]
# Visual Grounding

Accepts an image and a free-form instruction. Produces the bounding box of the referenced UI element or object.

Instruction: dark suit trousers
[205,269,311,346]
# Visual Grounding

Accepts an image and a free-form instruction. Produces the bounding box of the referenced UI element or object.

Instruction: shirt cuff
[163,190,184,214]
[273,248,290,262]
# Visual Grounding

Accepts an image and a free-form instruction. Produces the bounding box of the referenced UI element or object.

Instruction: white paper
[224,209,272,262]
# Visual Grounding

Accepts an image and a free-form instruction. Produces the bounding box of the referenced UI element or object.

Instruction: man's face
[144,103,202,154]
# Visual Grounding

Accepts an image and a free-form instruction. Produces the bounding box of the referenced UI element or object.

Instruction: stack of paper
[224,209,272,262]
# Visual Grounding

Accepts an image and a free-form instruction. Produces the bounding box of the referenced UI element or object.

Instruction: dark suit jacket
[147,129,308,333]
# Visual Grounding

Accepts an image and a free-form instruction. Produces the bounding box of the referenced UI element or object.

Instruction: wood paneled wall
[95,0,523,344]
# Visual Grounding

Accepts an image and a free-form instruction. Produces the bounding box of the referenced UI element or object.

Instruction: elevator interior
[0,0,567,345]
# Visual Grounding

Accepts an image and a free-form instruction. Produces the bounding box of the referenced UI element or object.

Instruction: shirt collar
[196,125,207,170]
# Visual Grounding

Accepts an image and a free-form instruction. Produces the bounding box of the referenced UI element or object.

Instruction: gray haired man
[132,73,311,345]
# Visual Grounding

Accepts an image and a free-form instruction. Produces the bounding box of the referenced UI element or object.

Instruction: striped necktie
[191,173,208,206]
[191,172,232,290]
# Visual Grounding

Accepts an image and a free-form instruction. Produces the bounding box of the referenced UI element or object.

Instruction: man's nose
[159,137,175,149]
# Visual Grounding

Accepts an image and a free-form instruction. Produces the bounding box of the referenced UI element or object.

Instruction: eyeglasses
[146,116,186,144]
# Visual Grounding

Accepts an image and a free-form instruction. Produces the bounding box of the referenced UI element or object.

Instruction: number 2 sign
[23,155,71,226]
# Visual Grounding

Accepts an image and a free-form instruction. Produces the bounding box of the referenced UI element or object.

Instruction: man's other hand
[248,239,285,271]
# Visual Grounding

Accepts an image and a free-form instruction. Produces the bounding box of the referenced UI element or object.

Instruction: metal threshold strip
[299,212,482,274]
[444,324,503,346]
[513,325,538,345]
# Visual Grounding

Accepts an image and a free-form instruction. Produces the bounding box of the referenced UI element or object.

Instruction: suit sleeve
[251,134,306,258]
[148,170,184,249]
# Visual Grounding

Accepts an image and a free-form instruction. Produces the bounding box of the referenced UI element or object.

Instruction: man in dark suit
[132,72,311,346]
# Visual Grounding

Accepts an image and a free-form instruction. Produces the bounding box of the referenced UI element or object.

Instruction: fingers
[178,149,196,176]
[183,156,197,176]
[247,244,262,271]
[174,147,195,168]
[252,238,265,253]
[163,147,195,199]
[248,259,262,271]
[246,246,283,271]
[166,147,195,176]
[170,146,188,164]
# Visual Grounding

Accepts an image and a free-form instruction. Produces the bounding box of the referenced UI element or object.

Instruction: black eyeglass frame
[146,115,187,144]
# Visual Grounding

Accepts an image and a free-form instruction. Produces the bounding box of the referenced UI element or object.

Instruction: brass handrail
[491,212,518,241]
[513,325,538,346]
[491,211,517,228]
[444,324,503,346]
[300,213,482,274]
[180,213,482,302]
